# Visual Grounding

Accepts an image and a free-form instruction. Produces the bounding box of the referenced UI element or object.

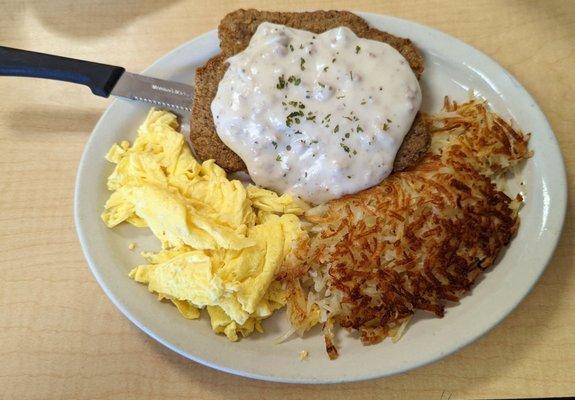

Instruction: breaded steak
[190,9,430,173]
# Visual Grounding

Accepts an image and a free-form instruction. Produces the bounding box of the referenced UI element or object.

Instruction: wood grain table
[1,1,573,399]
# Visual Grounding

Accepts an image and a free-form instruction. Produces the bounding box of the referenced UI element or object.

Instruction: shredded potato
[281,98,532,358]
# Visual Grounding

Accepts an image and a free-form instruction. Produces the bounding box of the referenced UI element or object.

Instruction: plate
[74,12,567,383]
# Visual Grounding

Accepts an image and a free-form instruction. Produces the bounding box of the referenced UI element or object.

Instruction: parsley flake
[276,74,286,89]
[287,75,301,85]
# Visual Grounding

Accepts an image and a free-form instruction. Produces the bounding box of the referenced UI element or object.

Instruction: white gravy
[211,22,421,204]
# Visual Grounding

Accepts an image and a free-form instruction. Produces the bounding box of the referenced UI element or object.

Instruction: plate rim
[74,12,568,384]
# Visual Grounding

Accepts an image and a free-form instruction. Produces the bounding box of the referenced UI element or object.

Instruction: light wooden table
[1,1,573,399]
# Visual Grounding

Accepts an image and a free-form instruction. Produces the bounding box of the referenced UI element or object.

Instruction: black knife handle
[0,46,125,97]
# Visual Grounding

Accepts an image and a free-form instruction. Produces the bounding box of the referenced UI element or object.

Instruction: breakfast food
[190,9,430,176]
[100,10,532,359]
[280,98,531,358]
[102,109,309,340]
[212,22,422,203]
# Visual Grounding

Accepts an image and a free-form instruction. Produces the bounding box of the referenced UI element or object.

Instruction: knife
[0,46,195,119]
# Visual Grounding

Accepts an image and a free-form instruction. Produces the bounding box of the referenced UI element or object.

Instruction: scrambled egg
[102,109,308,341]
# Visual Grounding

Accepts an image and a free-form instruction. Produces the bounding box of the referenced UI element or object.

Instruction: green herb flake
[276,74,286,89]
[318,82,325,88]
[357,126,364,133]
[345,132,350,138]
[287,110,304,118]
[355,45,361,54]
[276,155,282,162]
[323,66,328,72]
[287,75,301,86]
[340,143,350,153]
[272,141,278,149]
[300,57,306,71]
[289,44,294,52]
[286,145,292,151]
[334,124,340,133]
[383,123,389,131]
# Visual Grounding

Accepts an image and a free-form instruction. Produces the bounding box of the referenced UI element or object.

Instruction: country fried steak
[190,9,430,173]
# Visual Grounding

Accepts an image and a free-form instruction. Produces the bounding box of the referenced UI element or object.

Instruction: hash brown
[281,98,531,359]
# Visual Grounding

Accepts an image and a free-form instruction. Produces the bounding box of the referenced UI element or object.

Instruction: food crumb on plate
[298,350,309,361]
[128,242,136,251]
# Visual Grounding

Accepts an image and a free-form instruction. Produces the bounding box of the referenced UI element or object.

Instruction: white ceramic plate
[75,12,567,383]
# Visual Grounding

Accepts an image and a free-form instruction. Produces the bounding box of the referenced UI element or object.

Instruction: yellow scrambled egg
[101,109,308,341]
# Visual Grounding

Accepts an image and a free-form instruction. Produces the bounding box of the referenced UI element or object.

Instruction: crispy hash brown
[280,98,532,359]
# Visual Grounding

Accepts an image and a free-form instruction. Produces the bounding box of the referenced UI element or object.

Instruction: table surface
[1,1,574,399]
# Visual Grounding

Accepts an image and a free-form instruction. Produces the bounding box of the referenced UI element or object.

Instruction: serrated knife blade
[110,72,195,115]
